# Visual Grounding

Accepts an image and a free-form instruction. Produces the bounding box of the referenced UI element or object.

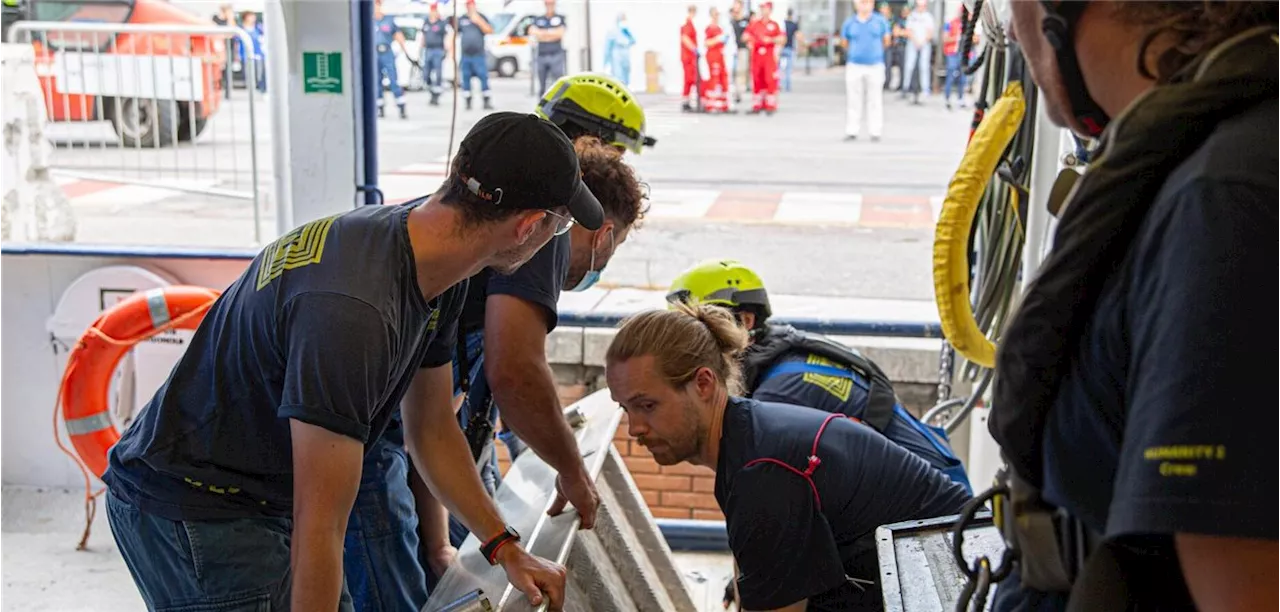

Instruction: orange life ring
[60,285,220,478]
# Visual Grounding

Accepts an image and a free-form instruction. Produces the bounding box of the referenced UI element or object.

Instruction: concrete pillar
[265,0,367,235]
[1,43,75,242]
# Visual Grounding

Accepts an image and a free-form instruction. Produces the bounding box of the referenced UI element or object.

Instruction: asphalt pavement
[44,67,978,301]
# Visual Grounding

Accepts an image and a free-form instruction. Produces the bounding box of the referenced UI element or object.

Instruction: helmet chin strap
[1039,1,1110,138]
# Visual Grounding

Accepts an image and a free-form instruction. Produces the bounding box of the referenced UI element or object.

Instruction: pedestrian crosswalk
[378,165,940,228]
[53,168,944,230]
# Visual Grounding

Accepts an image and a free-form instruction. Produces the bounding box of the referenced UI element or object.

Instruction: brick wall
[494,380,726,521]
[613,414,723,520]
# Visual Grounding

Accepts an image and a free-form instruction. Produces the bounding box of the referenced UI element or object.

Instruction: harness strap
[455,324,471,394]
[742,412,849,512]
[761,361,894,434]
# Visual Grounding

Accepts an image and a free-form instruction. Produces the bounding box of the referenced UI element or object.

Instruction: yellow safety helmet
[665,259,772,319]
[536,73,656,154]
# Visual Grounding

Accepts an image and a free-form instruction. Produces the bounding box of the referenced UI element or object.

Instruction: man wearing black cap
[101,112,599,612]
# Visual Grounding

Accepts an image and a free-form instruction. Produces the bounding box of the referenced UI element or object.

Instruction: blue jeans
[423,47,445,94]
[904,43,932,96]
[377,51,404,106]
[344,424,429,612]
[779,46,795,92]
[536,50,566,97]
[107,491,353,611]
[447,329,504,548]
[944,53,965,101]
[344,329,487,604]
[459,54,490,98]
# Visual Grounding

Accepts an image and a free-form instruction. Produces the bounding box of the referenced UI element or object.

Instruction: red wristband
[481,526,521,566]
[487,535,517,565]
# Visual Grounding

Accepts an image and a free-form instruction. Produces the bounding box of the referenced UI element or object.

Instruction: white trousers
[845,62,886,138]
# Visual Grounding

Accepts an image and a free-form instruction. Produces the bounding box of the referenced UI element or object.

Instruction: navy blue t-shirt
[451,13,489,56]
[104,204,465,521]
[374,15,399,52]
[422,17,448,50]
[458,232,570,335]
[784,20,799,49]
[994,100,1279,610]
[716,398,971,611]
[752,351,968,486]
[533,13,566,55]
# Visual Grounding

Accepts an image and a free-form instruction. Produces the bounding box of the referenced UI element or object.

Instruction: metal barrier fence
[9,21,266,241]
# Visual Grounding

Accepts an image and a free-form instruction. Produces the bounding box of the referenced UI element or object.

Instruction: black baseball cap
[455,112,604,230]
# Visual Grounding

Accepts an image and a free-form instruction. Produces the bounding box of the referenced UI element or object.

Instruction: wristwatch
[481,525,521,566]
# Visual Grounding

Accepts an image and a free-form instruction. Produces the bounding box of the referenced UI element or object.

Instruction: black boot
[399,103,407,119]
[465,97,473,110]
[483,96,493,110]
[378,105,385,118]
[429,92,440,106]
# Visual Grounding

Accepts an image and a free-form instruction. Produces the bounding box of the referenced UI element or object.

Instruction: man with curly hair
[431,134,648,563]
[990,2,1277,610]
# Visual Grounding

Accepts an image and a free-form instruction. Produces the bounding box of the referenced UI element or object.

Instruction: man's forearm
[291,516,347,610]
[410,464,451,552]
[488,357,585,479]
[403,405,506,543]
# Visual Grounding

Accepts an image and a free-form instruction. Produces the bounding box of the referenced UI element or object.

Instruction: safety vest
[742,324,898,433]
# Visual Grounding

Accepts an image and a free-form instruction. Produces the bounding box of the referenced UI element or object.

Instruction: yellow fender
[933,82,1026,369]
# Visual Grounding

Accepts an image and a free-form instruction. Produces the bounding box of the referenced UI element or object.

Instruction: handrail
[9,21,245,36]
[0,243,258,259]
[559,311,941,338]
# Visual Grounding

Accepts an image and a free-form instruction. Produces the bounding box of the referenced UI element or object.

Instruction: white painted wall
[1,253,254,488]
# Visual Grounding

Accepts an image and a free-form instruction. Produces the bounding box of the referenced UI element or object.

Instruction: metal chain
[937,343,956,401]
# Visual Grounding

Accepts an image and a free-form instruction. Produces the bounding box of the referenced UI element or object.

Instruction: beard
[641,396,705,466]
[489,236,546,275]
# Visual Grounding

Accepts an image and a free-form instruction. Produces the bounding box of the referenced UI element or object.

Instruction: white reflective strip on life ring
[144,288,171,329]
[64,411,114,436]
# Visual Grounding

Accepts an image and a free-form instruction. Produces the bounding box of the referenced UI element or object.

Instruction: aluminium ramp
[876,513,1005,612]
[425,389,699,612]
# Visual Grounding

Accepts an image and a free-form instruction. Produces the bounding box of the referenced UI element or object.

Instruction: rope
[52,297,216,550]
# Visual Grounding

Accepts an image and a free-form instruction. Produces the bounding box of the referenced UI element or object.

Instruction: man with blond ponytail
[605,303,971,612]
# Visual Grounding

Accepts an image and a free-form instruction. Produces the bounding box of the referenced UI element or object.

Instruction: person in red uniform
[680,5,699,112]
[744,2,785,114]
[702,6,730,113]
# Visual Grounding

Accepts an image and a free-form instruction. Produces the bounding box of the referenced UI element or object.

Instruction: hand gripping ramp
[424,390,700,612]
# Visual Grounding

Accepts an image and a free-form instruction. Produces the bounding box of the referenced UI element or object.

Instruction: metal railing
[560,311,942,339]
[9,21,266,242]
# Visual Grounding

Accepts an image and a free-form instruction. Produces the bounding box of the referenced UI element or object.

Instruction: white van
[485,0,587,79]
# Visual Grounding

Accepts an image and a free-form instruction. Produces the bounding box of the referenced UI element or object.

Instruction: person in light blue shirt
[237,11,266,93]
[838,0,890,141]
[603,13,636,86]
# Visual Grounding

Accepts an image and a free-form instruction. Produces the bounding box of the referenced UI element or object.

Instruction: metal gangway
[427,391,699,612]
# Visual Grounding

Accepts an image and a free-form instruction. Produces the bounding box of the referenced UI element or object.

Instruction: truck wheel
[107,98,178,148]
[497,57,517,78]
[177,102,209,142]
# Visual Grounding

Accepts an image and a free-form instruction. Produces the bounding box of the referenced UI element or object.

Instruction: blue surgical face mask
[569,228,614,292]
[570,269,601,293]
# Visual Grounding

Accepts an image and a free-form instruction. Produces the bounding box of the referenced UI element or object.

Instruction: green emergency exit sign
[302,51,343,94]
